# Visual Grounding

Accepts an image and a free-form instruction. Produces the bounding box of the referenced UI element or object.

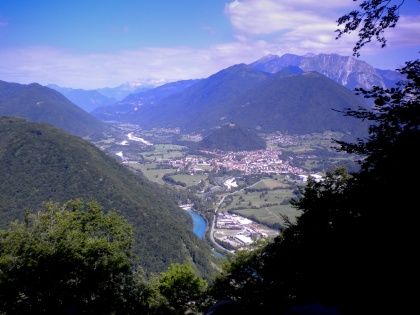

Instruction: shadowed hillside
[0,81,115,140]
[0,116,218,279]
[222,71,370,136]
[116,64,271,131]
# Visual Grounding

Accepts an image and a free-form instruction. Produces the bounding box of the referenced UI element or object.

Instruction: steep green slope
[0,81,114,140]
[0,116,217,279]
[225,71,370,136]
[133,64,271,131]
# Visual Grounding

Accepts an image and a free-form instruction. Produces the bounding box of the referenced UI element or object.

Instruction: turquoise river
[186,209,206,239]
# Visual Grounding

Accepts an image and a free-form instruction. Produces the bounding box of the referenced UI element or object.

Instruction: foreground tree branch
[335,0,413,56]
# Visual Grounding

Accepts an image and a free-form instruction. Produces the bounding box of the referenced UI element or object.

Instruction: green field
[219,178,300,227]
[126,162,209,188]
[141,144,187,160]
[126,163,174,185]
[231,205,298,226]
[169,174,208,187]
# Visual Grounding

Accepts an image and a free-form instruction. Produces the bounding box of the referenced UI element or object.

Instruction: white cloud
[224,0,351,37]
[223,0,420,65]
[385,15,420,47]
[0,44,266,89]
[222,0,363,59]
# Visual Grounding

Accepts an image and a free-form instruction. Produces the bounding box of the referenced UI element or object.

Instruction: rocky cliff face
[249,53,403,90]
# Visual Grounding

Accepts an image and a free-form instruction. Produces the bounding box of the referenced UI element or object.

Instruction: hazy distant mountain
[113,64,369,140]
[48,79,173,112]
[96,79,171,101]
[375,68,406,88]
[0,80,114,140]
[92,79,201,121]
[0,116,217,279]
[48,84,118,112]
[249,53,404,90]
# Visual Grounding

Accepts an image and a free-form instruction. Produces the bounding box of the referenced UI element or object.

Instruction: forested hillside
[197,124,266,151]
[219,71,370,136]
[0,116,218,279]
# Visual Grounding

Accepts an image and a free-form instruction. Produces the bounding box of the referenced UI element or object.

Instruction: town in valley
[96,123,356,254]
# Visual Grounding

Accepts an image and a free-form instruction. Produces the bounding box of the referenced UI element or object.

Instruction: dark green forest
[197,124,267,152]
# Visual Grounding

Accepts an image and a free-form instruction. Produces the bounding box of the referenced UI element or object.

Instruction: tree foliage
[336,0,419,57]
[0,199,149,314]
[151,262,208,315]
[336,59,420,169]
[207,168,358,314]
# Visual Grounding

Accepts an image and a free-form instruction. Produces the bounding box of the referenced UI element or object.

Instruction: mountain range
[85,53,406,141]
[50,53,403,116]
[249,53,404,90]
[91,62,371,140]
[47,84,118,113]
[48,79,172,112]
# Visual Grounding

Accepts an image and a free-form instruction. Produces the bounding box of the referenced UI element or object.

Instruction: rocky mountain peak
[249,53,402,90]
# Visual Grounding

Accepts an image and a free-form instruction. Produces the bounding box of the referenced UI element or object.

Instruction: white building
[234,235,253,245]
[298,174,323,182]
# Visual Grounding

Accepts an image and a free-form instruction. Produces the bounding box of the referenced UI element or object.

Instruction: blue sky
[1,0,419,89]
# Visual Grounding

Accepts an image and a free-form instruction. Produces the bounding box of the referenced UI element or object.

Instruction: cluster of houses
[208,148,304,175]
[157,148,306,176]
